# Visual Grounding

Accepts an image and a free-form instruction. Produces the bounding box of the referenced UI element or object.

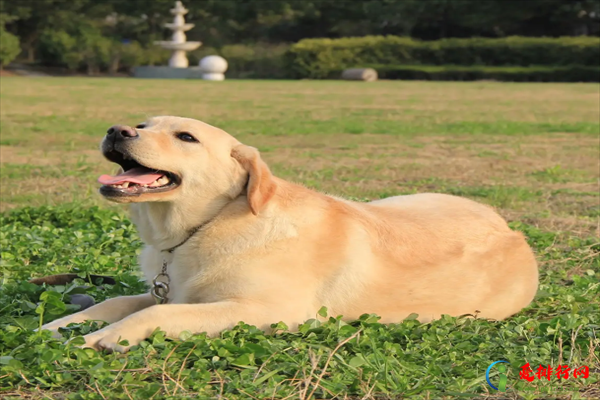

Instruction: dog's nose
[106,125,138,139]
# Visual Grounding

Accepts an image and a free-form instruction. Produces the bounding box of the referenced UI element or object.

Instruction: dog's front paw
[82,327,144,353]
[37,321,67,339]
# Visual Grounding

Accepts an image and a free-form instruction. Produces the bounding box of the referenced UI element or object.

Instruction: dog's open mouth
[98,150,180,196]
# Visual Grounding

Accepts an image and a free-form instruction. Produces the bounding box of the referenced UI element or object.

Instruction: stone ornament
[341,68,378,82]
[154,1,201,68]
[199,55,228,81]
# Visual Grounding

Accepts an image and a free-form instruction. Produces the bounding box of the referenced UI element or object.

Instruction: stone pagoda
[154,1,201,68]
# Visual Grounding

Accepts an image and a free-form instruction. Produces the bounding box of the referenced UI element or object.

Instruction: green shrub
[107,40,146,74]
[39,24,155,74]
[193,43,290,79]
[0,27,20,68]
[38,30,81,71]
[38,28,113,74]
[285,36,600,79]
[423,36,600,67]
[140,37,171,67]
[284,36,416,79]
[365,64,600,82]
[77,28,112,75]
[36,35,289,76]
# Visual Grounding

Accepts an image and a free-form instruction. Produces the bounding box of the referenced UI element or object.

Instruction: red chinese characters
[536,365,553,381]
[518,364,590,381]
[573,366,589,379]
[519,363,535,382]
[555,365,570,379]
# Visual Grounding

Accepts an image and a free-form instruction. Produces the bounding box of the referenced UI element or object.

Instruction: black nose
[106,125,138,139]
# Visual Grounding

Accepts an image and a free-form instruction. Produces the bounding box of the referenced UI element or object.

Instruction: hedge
[191,43,289,79]
[365,64,600,82]
[0,27,20,68]
[285,36,600,79]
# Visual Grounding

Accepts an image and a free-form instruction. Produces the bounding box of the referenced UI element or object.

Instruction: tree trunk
[23,33,39,63]
[109,56,121,75]
[27,45,36,63]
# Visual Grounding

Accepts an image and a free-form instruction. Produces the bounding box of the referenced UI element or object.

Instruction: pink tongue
[98,167,164,185]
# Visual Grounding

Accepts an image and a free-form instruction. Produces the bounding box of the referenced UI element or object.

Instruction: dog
[39,116,539,352]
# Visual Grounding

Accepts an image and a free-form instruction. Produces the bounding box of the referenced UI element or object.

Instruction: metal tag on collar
[151,261,171,304]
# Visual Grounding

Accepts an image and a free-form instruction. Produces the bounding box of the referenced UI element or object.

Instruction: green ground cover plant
[0,78,599,399]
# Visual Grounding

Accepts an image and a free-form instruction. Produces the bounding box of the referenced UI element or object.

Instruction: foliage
[3,0,600,48]
[285,35,600,79]
[36,19,158,75]
[1,0,600,73]
[38,23,112,74]
[0,25,20,68]
[38,30,80,71]
[362,64,600,82]
[107,41,145,74]
[1,201,599,399]
[192,43,290,79]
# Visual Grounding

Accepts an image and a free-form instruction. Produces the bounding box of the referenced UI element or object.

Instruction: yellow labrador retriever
[40,116,539,352]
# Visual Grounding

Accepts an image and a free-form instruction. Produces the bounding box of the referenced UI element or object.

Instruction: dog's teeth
[122,182,130,188]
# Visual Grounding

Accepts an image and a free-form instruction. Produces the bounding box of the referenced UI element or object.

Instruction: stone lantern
[154,1,201,68]
[199,55,228,81]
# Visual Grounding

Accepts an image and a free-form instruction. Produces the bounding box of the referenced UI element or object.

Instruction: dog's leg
[39,293,155,338]
[81,301,270,353]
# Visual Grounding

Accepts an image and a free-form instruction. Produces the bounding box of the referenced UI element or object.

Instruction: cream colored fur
[40,116,539,352]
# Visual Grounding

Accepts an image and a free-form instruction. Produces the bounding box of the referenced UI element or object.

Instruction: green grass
[1,78,599,399]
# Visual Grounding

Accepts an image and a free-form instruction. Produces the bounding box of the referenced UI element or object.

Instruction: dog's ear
[231,145,277,215]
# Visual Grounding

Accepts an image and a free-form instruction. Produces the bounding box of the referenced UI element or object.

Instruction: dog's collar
[151,223,206,304]
[151,180,249,304]
[160,225,204,254]
[159,176,250,255]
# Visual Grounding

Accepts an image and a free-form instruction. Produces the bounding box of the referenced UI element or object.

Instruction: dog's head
[98,116,276,215]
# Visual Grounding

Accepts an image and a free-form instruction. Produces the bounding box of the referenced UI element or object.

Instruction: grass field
[0,78,599,399]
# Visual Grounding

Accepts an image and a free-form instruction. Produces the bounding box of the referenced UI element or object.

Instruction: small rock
[69,294,95,311]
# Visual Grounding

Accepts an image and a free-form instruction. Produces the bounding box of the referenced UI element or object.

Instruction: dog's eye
[135,124,146,129]
[176,132,198,143]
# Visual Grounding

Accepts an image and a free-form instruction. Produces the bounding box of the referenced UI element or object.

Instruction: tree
[1,0,599,72]
[1,0,113,62]
[0,24,20,69]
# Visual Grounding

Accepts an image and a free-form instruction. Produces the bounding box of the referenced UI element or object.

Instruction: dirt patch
[251,133,599,187]
[1,145,105,166]
[241,132,599,237]
[0,70,19,77]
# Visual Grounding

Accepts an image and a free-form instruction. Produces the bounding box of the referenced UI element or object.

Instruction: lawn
[0,77,599,399]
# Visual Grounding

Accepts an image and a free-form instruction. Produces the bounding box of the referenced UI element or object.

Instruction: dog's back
[322,192,539,322]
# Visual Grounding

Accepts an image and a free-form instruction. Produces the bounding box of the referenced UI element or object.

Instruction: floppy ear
[231,145,277,215]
